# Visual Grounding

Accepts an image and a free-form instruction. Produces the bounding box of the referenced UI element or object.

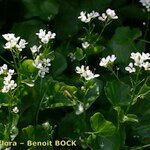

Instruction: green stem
[131,144,150,150]
[109,67,121,82]
[93,22,107,45]
[0,55,14,68]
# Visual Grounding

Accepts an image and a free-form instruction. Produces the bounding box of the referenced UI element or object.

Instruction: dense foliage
[0,0,150,150]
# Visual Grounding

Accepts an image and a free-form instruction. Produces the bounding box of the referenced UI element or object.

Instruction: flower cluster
[75,65,99,80]
[68,52,76,62]
[12,107,19,113]
[125,52,150,73]
[98,8,118,22]
[78,8,118,23]
[0,64,17,93]
[139,0,150,12]
[36,29,56,44]
[33,56,51,78]
[78,10,99,23]
[99,55,116,68]
[2,33,27,51]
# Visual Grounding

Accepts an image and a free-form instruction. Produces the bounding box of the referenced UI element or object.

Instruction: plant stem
[0,55,14,68]
[131,144,150,150]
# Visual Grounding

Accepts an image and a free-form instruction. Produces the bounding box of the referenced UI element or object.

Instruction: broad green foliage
[22,0,59,20]
[105,81,131,106]
[108,27,142,65]
[90,112,116,136]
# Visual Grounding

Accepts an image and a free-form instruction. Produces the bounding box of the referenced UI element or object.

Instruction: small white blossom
[2,33,16,41]
[33,57,51,78]
[89,10,99,18]
[0,65,17,93]
[16,39,28,51]
[125,63,136,73]
[76,65,99,80]
[68,52,76,61]
[30,45,41,54]
[142,61,150,70]
[2,77,17,93]
[12,107,19,113]
[0,64,8,75]
[126,52,150,72]
[99,55,116,67]
[98,8,118,22]
[78,11,99,23]
[106,8,118,19]
[98,13,107,21]
[130,52,150,68]
[2,33,27,51]
[36,29,56,44]
[75,103,84,115]
[82,42,90,49]
[139,0,150,11]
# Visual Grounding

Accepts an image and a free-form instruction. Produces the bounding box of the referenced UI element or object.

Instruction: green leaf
[108,26,142,65]
[52,52,67,76]
[84,80,102,110]
[22,0,59,20]
[122,114,138,123]
[87,46,105,55]
[74,47,85,61]
[18,124,53,149]
[41,82,77,109]
[21,59,37,75]
[11,20,44,46]
[90,112,116,136]
[105,81,131,106]
[58,112,86,139]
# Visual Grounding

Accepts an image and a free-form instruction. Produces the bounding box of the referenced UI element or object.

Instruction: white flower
[139,0,150,11]
[30,45,41,54]
[106,8,118,19]
[125,63,136,73]
[99,55,116,67]
[142,61,150,70]
[2,77,17,93]
[78,11,99,23]
[98,8,118,22]
[89,11,99,19]
[33,57,51,78]
[16,39,28,51]
[2,33,27,51]
[1,67,17,93]
[75,65,99,80]
[2,64,8,70]
[8,69,15,76]
[82,42,90,49]
[12,107,19,113]
[36,29,56,44]
[68,52,76,61]
[75,103,84,115]
[130,52,150,67]
[2,33,20,42]
[98,13,107,21]
[47,31,56,39]
[0,64,8,75]
[4,40,18,49]
[78,11,89,23]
